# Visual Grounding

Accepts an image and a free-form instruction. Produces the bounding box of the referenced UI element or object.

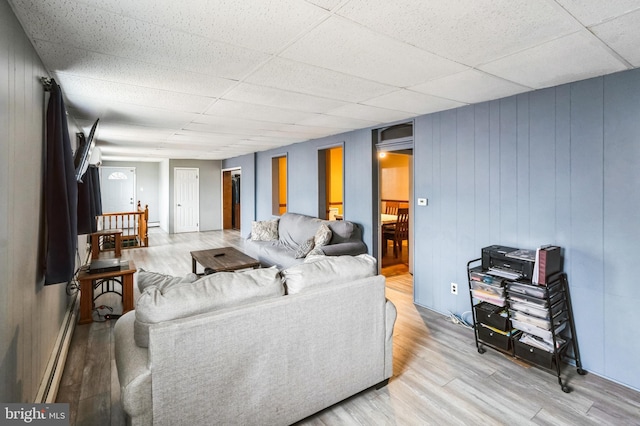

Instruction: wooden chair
[384,201,399,215]
[383,208,409,258]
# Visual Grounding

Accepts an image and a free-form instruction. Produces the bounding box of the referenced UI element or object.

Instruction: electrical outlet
[451,282,458,295]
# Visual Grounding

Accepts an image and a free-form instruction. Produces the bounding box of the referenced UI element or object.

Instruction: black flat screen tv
[74,118,99,182]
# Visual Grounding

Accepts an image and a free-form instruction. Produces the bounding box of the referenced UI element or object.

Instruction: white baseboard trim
[35,292,80,403]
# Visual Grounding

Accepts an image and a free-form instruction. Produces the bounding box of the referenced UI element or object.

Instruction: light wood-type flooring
[57,228,640,425]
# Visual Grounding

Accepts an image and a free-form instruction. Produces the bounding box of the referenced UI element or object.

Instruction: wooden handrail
[96,201,149,248]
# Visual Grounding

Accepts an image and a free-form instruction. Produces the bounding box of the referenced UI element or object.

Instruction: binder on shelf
[533,245,561,285]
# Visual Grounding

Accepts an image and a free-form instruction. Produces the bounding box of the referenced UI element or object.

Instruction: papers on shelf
[519,332,565,352]
[488,267,522,280]
[505,249,536,262]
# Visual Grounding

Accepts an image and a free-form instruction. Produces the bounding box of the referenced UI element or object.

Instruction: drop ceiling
[8,0,640,161]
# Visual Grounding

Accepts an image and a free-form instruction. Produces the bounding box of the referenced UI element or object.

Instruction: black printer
[481,245,534,280]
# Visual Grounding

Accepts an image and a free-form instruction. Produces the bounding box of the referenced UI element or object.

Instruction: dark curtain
[44,80,78,285]
[77,165,102,235]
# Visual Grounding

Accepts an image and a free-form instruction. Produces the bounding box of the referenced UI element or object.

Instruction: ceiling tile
[281,16,468,86]
[590,9,640,67]
[222,83,347,113]
[325,103,416,123]
[184,118,284,135]
[55,74,214,113]
[67,100,198,129]
[77,0,329,54]
[295,114,379,130]
[8,0,640,162]
[18,0,270,80]
[167,131,244,145]
[337,0,582,66]
[204,99,318,124]
[277,124,345,138]
[363,89,466,115]
[245,57,397,102]
[479,31,628,89]
[35,41,237,98]
[555,0,640,26]
[303,0,342,11]
[95,123,175,144]
[410,69,531,104]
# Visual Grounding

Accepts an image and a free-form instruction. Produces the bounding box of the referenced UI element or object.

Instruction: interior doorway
[318,145,343,220]
[379,150,412,276]
[374,122,414,290]
[222,168,241,230]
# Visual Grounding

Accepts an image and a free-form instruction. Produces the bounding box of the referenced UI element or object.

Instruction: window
[108,171,128,180]
[272,155,287,216]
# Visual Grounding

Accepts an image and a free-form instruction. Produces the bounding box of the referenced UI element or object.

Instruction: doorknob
[177,204,182,207]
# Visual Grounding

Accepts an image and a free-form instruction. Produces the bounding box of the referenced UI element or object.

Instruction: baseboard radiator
[35,292,80,403]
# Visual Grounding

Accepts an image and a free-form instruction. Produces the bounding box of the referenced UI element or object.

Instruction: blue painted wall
[225,130,376,251]
[226,68,640,391]
[413,69,640,390]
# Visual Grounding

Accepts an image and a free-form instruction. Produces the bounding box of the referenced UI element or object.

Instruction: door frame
[174,167,200,233]
[374,121,415,276]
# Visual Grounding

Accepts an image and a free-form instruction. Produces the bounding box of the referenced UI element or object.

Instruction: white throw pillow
[314,223,332,247]
[294,237,315,259]
[250,219,279,241]
[134,267,284,347]
[281,254,377,295]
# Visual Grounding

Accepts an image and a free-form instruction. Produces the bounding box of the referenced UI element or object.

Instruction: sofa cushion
[251,219,279,241]
[314,223,332,248]
[134,267,284,347]
[281,254,377,295]
[137,268,198,293]
[278,212,323,248]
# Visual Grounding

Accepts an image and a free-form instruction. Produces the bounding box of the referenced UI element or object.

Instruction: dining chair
[384,201,399,215]
[383,208,409,258]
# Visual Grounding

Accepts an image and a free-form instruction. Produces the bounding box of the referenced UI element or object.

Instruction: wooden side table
[91,229,123,259]
[77,260,136,324]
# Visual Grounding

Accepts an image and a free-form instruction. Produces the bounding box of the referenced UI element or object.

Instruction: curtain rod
[40,77,54,92]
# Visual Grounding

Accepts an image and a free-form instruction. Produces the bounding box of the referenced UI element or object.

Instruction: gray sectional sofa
[114,255,396,426]
[244,212,368,269]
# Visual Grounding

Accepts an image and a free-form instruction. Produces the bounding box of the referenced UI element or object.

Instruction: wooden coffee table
[190,247,260,274]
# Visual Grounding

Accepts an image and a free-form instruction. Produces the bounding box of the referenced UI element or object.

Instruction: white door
[175,167,199,233]
[100,167,136,213]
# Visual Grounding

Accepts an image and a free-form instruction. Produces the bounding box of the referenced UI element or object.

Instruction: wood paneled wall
[0,1,70,402]
[413,70,640,391]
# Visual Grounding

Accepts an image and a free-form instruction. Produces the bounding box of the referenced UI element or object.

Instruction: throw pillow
[250,219,279,241]
[314,223,332,247]
[294,237,315,259]
[306,247,325,258]
[134,267,284,348]
[281,254,377,295]
[137,268,198,293]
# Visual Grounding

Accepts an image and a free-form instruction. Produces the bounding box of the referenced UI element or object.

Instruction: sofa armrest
[384,299,397,379]
[321,241,368,257]
[114,311,153,424]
